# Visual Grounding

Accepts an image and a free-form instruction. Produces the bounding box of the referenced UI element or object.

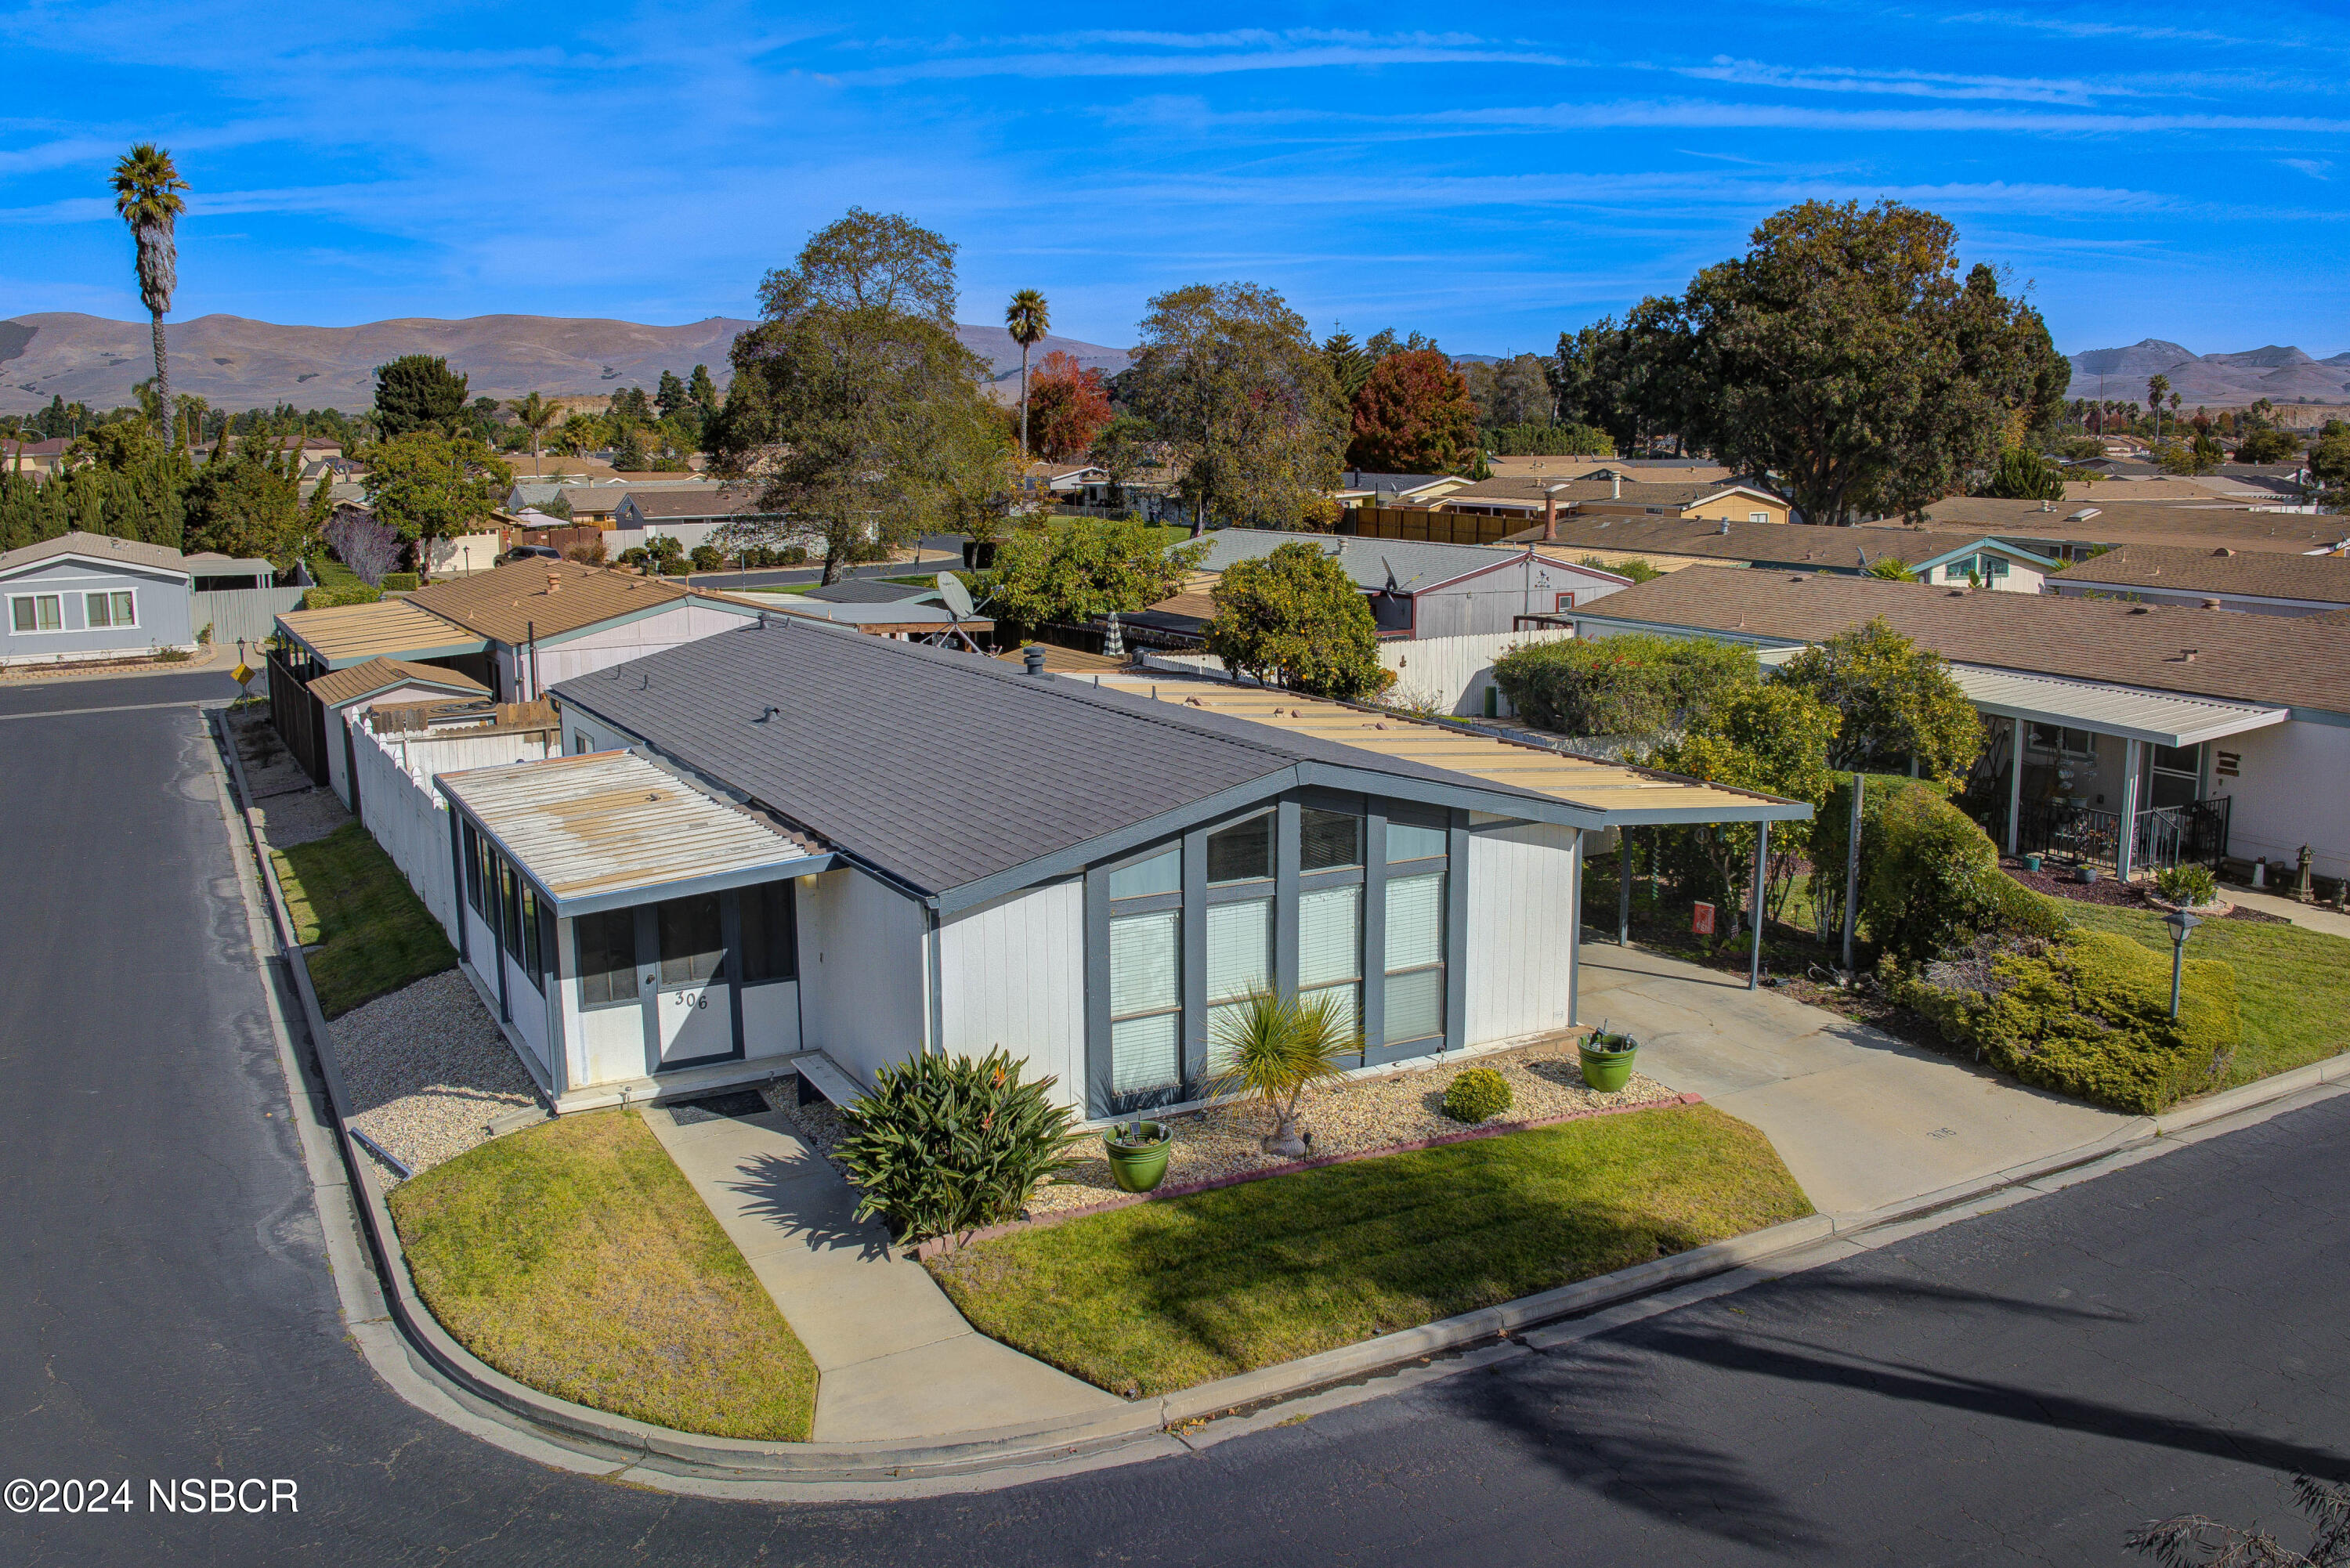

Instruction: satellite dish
[936,571,974,621]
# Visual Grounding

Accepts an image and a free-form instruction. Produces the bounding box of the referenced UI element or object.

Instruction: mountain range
[2064,340,2350,407]
[0,313,1134,415]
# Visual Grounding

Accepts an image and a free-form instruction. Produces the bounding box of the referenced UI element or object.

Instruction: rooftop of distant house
[2045,544,2350,607]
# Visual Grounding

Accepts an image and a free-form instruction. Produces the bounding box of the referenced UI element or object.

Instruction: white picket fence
[352,722,562,945]
[1139,627,1574,716]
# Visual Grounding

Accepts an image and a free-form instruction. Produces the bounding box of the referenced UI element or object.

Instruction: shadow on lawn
[721,1147,896,1263]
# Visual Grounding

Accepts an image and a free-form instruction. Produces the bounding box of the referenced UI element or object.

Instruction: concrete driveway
[1582,942,2140,1217]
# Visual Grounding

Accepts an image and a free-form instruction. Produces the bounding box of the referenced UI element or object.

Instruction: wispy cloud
[1671,57,2131,107]
[2281,157,2334,179]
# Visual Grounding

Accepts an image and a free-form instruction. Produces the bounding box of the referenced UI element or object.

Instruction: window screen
[1299,808,1362,872]
[738,882,797,984]
[500,861,523,960]
[85,591,134,628]
[519,883,545,989]
[462,822,486,917]
[1109,847,1180,900]
[1108,909,1181,1093]
[1206,813,1272,883]
[657,894,725,985]
[575,909,640,1008]
[11,595,60,633]
[1386,821,1447,862]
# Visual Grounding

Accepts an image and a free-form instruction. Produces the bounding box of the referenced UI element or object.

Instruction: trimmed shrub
[1810,777,2063,960]
[1889,930,2238,1113]
[2155,862,2219,908]
[379,572,418,593]
[302,584,381,610]
[1491,632,1757,744]
[1441,1067,1514,1125]
[832,1049,1080,1244]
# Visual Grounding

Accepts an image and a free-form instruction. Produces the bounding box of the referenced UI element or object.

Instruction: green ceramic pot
[1104,1122,1172,1193]
[1579,1039,1638,1093]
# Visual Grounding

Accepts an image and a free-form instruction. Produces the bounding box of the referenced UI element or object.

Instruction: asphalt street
[2,670,2344,1566]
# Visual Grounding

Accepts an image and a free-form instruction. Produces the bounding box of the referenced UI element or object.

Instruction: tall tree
[1771,617,1981,785]
[110,145,189,450]
[362,430,512,580]
[1127,282,1346,529]
[183,439,306,567]
[687,363,720,414]
[372,355,469,438]
[506,392,559,478]
[1322,330,1374,401]
[1643,200,2063,523]
[1006,288,1050,457]
[1203,540,1393,699]
[1347,349,1479,473]
[1025,349,1113,460]
[655,369,688,420]
[2146,373,2171,446]
[708,208,1000,584]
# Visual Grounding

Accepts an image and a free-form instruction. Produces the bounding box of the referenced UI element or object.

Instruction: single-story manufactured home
[0,531,197,667]
[1191,529,1632,638]
[2044,544,2350,618]
[310,656,492,813]
[430,617,1808,1115]
[1568,569,2350,883]
[1516,514,2055,592]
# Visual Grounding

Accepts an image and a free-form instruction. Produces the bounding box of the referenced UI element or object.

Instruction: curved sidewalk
[642,1103,1123,1443]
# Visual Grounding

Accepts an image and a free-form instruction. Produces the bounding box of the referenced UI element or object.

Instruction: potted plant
[1210,992,1357,1159]
[1580,1022,1640,1093]
[1102,1115,1172,1193]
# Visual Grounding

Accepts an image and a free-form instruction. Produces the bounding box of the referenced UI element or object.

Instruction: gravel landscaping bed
[778,1036,1679,1219]
[2001,860,2288,924]
[331,970,539,1182]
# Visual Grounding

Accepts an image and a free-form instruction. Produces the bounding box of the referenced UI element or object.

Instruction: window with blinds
[1297,883,1361,1039]
[1108,909,1182,1093]
[1384,871,1445,1044]
[1205,897,1271,1058]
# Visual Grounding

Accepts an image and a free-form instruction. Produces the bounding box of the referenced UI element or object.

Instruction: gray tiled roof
[551,617,1556,898]
[1192,527,1528,593]
[801,580,938,605]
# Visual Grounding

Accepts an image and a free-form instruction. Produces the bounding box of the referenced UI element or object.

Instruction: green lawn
[2062,902,2350,1087]
[389,1111,819,1440]
[928,1104,1812,1396]
[270,822,456,1017]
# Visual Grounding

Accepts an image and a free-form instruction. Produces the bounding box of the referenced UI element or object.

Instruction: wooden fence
[193,586,309,646]
[1343,506,1529,547]
[266,647,330,786]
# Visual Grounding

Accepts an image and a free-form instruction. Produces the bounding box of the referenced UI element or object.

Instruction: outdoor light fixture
[2164,906,2200,1019]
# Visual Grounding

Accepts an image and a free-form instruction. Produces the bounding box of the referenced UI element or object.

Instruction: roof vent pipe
[1611,472,1622,500]
[1024,645,1047,676]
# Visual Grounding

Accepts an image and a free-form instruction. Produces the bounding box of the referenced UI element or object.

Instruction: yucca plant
[1210,992,1358,1158]
[833,1049,1080,1245]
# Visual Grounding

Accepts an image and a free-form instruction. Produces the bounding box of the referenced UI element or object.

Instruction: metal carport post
[1747,820,1771,991]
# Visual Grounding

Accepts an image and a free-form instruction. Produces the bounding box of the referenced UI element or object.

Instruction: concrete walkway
[1582,943,2140,1216]
[642,1100,1123,1443]
[2224,884,2350,940]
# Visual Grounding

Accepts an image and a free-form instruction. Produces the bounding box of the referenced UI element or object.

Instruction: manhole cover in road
[668,1089,772,1125]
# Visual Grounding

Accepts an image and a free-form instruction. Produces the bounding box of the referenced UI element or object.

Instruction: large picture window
[9,594,61,634]
[1108,909,1181,1094]
[84,591,135,628]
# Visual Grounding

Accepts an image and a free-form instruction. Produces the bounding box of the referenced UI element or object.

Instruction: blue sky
[3,2,2347,356]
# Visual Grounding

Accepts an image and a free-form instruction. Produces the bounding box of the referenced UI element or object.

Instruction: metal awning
[1754,647,2290,748]
[437,750,832,916]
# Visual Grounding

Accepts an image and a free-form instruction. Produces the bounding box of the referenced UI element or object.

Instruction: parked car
[502,544,562,564]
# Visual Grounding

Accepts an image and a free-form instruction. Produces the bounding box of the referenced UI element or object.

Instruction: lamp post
[2164,907,2200,1019]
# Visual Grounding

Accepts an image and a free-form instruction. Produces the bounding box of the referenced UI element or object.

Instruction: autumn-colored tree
[1025,350,1113,460]
[1346,349,1478,474]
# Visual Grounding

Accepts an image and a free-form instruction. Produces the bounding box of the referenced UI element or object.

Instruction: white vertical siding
[794,866,927,1089]
[2213,717,2350,881]
[1463,821,1580,1047]
[530,602,757,689]
[1142,627,1575,716]
[938,879,1087,1101]
[503,955,548,1067]
[740,981,803,1060]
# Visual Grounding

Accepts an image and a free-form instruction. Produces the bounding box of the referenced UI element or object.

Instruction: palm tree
[508,392,559,478]
[1210,992,1358,1158]
[110,145,190,450]
[2146,373,2171,446]
[1005,288,1050,458]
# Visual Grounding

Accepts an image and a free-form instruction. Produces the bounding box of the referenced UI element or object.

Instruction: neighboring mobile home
[309,656,491,813]
[433,617,1808,1115]
[0,531,196,667]
[1191,529,1631,637]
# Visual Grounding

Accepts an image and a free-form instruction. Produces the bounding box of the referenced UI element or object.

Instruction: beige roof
[0,529,187,577]
[1517,515,2049,572]
[1907,500,2350,556]
[406,558,691,644]
[1571,567,2350,717]
[436,750,826,913]
[2047,544,2350,605]
[307,656,489,709]
[276,598,488,669]
[622,489,767,520]
[1110,684,1808,826]
[1434,475,1774,511]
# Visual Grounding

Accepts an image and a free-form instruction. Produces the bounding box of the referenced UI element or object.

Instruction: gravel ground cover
[776,1036,1679,1220]
[332,970,538,1181]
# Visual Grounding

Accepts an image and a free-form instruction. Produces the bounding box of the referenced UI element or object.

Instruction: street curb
[203,707,2350,1492]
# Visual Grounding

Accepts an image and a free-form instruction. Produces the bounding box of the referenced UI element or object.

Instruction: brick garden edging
[912,1090,1707,1260]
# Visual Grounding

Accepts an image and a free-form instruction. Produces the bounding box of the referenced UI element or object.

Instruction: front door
[653,894,733,1066]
